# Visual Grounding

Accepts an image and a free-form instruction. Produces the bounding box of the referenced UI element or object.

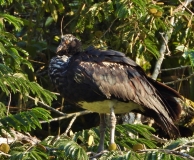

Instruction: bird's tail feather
[147,78,182,138]
[149,78,182,121]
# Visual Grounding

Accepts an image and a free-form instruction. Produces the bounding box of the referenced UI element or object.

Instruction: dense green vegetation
[0,0,194,159]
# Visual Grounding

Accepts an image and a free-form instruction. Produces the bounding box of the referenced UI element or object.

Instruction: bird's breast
[78,100,142,114]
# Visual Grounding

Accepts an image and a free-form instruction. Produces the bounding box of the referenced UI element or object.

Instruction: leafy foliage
[182,49,194,67]
[9,143,49,160]
[0,73,55,105]
[0,107,51,135]
[72,123,156,152]
[52,138,88,160]
[0,11,56,107]
[0,1,57,159]
[0,0,194,159]
[3,124,194,160]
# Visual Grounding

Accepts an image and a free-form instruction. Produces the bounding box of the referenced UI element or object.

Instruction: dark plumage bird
[49,34,182,152]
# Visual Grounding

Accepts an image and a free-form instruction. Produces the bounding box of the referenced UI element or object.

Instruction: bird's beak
[56,40,70,53]
[56,44,63,53]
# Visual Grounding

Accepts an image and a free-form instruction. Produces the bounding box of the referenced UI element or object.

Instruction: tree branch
[161,65,191,71]
[151,0,193,80]
[151,33,169,80]
[63,115,77,136]
[40,110,92,123]
[27,95,66,116]
[178,0,194,15]
[164,72,194,85]
[6,93,11,116]
[0,151,10,157]
[138,149,194,160]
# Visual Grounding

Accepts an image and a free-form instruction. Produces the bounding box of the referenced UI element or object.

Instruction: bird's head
[56,34,81,56]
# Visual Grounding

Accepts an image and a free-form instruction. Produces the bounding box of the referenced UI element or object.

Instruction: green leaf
[115,1,129,19]
[45,17,54,27]
[53,137,89,160]
[182,49,194,66]
[144,38,160,57]
[0,107,51,135]
[0,42,8,54]
[0,13,23,31]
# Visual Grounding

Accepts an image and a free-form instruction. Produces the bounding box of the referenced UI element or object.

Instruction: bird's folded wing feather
[72,50,169,116]
[70,49,181,137]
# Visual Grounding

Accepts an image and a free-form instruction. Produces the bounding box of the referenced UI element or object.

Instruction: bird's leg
[109,106,117,150]
[98,113,106,152]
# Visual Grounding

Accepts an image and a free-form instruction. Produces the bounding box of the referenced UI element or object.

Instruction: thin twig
[88,150,109,159]
[51,91,60,96]
[172,139,194,151]
[172,0,193,14]
[178,68,186,92]
[39,110,92,123]
[137,149,194,160]
[61,15,64,37]
[159,32,171,55]
[63,4,86,30]
[161,65,191,71]
[0,151,11,157]
[150,134,168,144]
[100,18,117,39]
[28,59,45,65]
[93,18,117,45]
[6,93,11,116]
[164,72,194,85]
[24,143,36,154]
[63,114,77,136]
[27,95,66,116]
[178,0,194,15]
[63,17,76,31]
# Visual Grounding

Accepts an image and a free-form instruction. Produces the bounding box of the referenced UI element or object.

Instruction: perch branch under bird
[49,34,182,152]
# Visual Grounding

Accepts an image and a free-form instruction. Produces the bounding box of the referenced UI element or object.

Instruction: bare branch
[6,93,11,116]
[172,0,193,14]
[0,151,10,157]
[151,47,165,80]
[88,150,109,159]
[178,0,194,15]
[0,129,40,145]
[63,115,77,136]
[138,149,194,160]
[159,32,171,55]
[29,59,45,65]
[161,65,191,71]
[150,134,168,144]
[51,91,60,96]
[151,26,171,80]
[60,16,64,37]
[27,95,66,116]
[93,18,118,45]
[40,110,92,123]
[164,72,194,85]
[151,0,193,80]
[99,18,117,39]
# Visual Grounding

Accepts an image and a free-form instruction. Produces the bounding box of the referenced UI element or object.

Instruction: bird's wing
[70,48,181,137]
[76,49,164,106]
[78,56,164,109]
